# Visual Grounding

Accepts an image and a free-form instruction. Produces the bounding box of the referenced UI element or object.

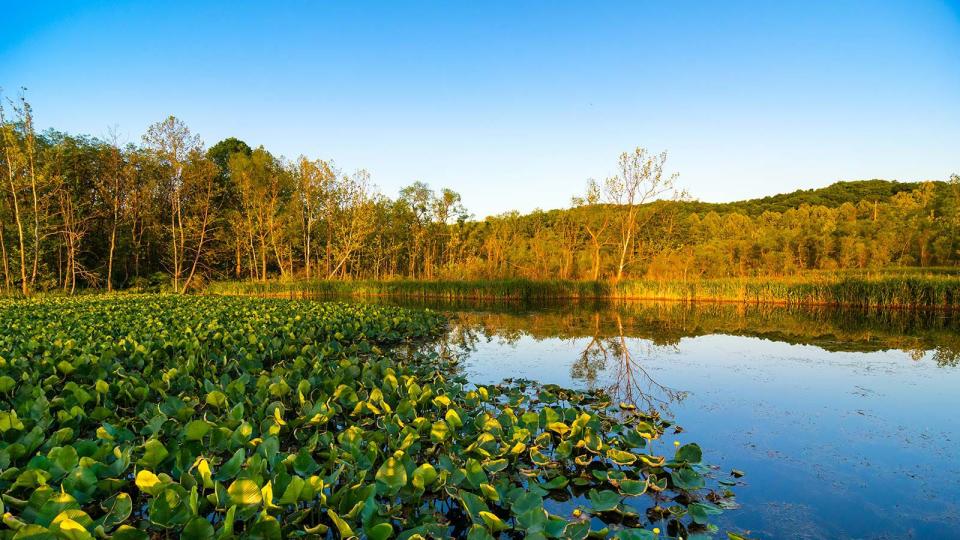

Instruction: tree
[95,135,133,291]
[327,170,376,278]
[143,116,202,292]
[142,116,218,292]
[229,148,291,280]
[602,148,680,281]
[399,181,434,278]
[178,149,219,292]
[0,93,29,295]
[572,180,611,280]
[294,156,335,279]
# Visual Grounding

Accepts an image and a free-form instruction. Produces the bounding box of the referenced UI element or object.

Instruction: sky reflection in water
[389,299,960,539]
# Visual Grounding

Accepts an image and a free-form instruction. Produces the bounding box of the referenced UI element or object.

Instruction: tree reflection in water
[409,297,960,416]
[570,312,686,413]
[433,308,688,414]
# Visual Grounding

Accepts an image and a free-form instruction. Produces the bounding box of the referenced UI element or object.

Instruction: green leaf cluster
[0,295,733,538]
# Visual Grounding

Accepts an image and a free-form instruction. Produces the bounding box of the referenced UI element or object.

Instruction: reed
[206,274,960,309]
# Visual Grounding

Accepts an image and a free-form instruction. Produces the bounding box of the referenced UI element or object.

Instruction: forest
[2,94,959,295]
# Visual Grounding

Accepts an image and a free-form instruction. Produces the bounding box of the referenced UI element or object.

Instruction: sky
[2,1,959,218]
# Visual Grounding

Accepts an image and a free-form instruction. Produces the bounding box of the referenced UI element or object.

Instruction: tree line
[1,94,958,294]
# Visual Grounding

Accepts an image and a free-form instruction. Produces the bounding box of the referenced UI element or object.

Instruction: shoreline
[206,276,960,311]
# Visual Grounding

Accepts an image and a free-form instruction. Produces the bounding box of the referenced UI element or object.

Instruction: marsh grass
[208,272,960,309]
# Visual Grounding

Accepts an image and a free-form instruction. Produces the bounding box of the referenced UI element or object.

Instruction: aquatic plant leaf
[182,517,215,539]
[479,511,508,532]
[616,528,656,540]
[367,522,393,540]
[459,490,490,522]
[430,421,450,443]
[184,420,211,441]
[138,439,168,468]
[52,517,93,540]
[111,526,149,540]
[227,479,262,506]
[675,443,702,464]
[587,489,621,512]
[135,470,162,496]
[327,509,354,537]
[606,448,637,465]
[99,492,132,529]
[688,501,723,524]
[214,449,245,481]
[376,456,409,495]
[619,478,647,496]
[205,391,228,409]
[467,524,496,540]
[411,463,437,491]
[671,467,705,490]
[0,296,733,537]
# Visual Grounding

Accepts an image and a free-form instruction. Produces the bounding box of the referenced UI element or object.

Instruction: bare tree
[603,148,680,281]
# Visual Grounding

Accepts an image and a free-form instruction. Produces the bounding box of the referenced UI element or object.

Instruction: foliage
[1,92,958,294]
[684,179,924,216]
[0,296,734,538]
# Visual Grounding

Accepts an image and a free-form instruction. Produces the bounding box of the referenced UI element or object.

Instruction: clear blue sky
[2,1,959,217]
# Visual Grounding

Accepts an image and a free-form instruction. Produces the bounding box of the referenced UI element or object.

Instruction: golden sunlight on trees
[0,95,958,294]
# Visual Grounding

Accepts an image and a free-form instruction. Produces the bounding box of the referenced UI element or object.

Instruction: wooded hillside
[2,95,958,293]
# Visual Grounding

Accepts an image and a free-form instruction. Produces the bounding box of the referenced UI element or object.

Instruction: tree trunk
[170,189,180,292]
[0,219,10,291]
[304,220,312,279]
[615,212,636,282]
[260,234,268,280]
[235,235,242,278]
[5,172,28,295]
[28,150,40,287]
[107,220,117,292]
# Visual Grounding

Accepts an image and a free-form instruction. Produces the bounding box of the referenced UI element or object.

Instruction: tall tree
[327,170,376,278]
[142,116,203,292]
[572,180,611,280]
[178,149,219,292]
[0,95,29,295]
[95,136,133,291]
[603,148,680,281]
[295,156,335,279]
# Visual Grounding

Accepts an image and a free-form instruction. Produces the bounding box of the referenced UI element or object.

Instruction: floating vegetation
[0,296,736,538]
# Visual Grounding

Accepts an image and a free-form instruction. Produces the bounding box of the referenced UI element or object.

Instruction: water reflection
[412,298,960,363]
[570,313,687,411]
[418,299,960,417]
[314,295,960,538]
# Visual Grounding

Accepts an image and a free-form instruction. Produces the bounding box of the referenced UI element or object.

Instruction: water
[347,297,960,539]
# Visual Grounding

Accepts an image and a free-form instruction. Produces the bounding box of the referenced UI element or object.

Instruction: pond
[341,297,960,539]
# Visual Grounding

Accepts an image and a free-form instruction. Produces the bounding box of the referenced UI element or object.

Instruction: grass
[207,272,960,309]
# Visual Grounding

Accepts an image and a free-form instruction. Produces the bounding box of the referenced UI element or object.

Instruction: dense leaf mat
[0,296,732,539]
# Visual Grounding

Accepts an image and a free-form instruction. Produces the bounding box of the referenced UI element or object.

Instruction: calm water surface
[344,298,960,539]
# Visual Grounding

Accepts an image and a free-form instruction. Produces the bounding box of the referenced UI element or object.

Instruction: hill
[683,179,932,215]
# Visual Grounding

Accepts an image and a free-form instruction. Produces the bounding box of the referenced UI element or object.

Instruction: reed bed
[207,273,960,309]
